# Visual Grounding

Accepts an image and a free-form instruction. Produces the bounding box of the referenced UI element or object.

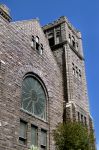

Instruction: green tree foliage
[53,121,95,150]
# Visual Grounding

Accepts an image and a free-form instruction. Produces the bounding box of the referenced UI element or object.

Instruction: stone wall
[0,16,63,150]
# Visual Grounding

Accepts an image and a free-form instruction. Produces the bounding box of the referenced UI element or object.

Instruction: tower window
[75,66,78,77]
[68,34,71,43]
[48,33,54,47]
[73,68,75,75]
[39,43,43,55]
[72,36,75,48]
[19,120,27,145]
[31,35,35,48]
[56,31,61,44]
[79,69,82,80]
[48,37,54,46]
[72,63,75,75]
[72,63,82,81]
[35,36,39,43]
[36,36,39,51]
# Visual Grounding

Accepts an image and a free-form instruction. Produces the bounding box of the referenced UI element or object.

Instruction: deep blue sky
[1,0,99,148]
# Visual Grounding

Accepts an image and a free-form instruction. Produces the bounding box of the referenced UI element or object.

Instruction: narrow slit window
[73,68,75,75]
[39,44,43,55]
[31,35,35,48]
[35,36,39,43]
[76,66,78,77]
[36,36,40,51]
[68,34,71,43]
[72,63,75,75]
[56,31,61,44]
[79,69,82,79]
[72,36,75,48]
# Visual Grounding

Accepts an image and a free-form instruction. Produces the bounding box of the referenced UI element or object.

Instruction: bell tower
[43,16,91,126]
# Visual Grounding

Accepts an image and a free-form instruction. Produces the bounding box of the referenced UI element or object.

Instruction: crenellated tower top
[0,4,12,22]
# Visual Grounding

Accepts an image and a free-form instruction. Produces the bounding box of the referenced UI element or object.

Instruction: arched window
[21,73,47,120]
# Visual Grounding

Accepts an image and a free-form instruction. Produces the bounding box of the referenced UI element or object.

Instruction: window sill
[18,142,27,148]
[20,108,48,124]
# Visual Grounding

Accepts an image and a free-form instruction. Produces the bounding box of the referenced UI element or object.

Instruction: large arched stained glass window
[21,74,47,120]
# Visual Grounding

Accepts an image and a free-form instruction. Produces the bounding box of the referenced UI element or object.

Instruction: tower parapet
[0,4,12,22]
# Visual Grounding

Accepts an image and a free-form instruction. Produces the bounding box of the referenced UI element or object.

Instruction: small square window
[19,120,27,145]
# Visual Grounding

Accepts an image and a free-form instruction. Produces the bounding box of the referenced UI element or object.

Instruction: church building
[0,4,94,150]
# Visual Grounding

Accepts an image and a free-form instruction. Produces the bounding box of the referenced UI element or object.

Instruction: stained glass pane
[22,75,47,120]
